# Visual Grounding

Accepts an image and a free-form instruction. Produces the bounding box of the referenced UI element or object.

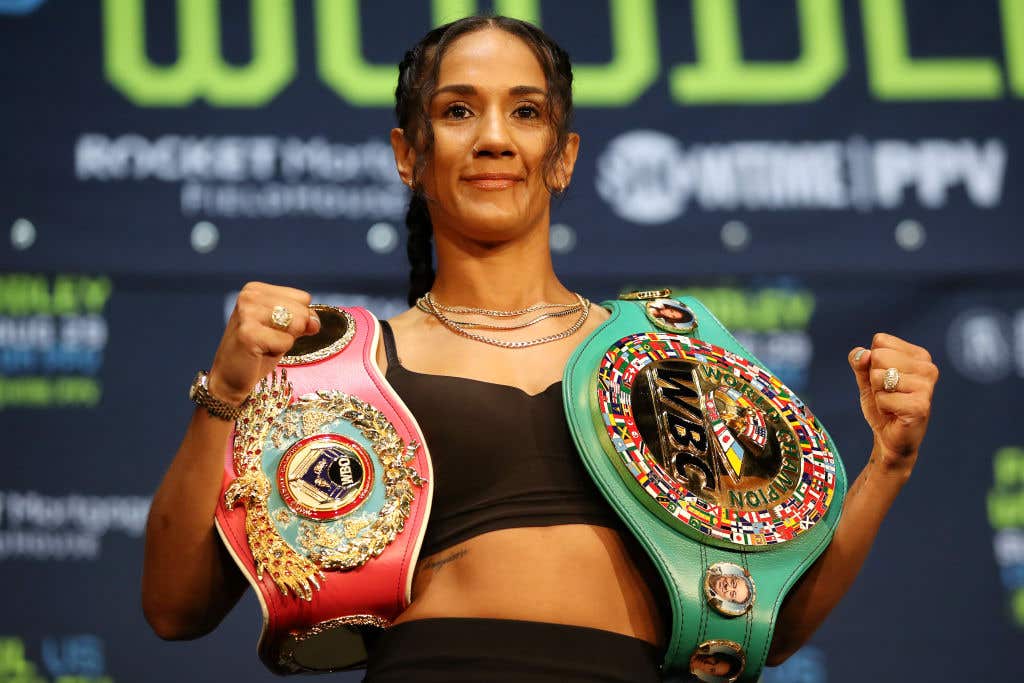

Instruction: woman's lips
[463,174,521,190]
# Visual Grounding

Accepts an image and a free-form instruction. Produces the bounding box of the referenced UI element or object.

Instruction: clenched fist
[848,333,939,472]
[207,282,321,406]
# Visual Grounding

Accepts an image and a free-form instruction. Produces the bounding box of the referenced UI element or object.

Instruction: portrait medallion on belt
[644,298,698,334]
[595,332,837,549]
[689,639,746,683]
[704,562,755,617]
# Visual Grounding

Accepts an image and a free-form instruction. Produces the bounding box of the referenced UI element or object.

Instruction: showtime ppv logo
[595,130,1006,223]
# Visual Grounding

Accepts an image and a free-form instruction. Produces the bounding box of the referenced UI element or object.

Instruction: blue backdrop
[1,2,1022,682]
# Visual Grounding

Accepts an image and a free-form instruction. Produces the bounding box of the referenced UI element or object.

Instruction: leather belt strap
[563,296,847,682]
[214,306,433,674]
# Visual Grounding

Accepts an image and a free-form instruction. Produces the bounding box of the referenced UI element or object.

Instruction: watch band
[190,371,244,421]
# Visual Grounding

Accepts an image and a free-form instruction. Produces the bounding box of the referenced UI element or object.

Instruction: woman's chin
[454,209,540,240]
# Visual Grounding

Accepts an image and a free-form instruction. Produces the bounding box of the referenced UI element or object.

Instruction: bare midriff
[392,524,665,646]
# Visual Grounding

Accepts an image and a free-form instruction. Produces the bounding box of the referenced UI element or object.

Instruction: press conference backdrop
[1,1,1021,681]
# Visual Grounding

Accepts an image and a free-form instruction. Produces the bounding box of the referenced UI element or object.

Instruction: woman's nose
[473,110,516,158]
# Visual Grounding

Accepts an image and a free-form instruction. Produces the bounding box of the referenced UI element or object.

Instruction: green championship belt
[563,292,847,683]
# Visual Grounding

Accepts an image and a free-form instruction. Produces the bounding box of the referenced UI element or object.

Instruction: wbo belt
[214,305,433,674]
[563,293,847,683]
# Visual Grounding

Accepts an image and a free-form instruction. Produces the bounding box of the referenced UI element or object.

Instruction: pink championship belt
[213,305,432,673]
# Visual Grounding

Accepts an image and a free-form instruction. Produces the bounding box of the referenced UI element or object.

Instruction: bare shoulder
[374,306,420,372]
[588,301,612,325]
[386,306,424,332]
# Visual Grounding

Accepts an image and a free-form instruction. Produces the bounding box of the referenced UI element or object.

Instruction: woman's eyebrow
[510,85,547,97]
[433,84,547,97]
[434,84,476,97]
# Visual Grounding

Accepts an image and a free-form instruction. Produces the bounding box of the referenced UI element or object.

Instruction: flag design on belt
[595,331,838,548]
[704,389,746,479]
[724,388,769,450]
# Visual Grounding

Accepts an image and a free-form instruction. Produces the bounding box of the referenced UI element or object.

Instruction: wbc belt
[214,305,432,674]
[563,293,847,683]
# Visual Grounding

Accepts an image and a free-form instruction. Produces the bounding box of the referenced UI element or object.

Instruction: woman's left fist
[849,333,939,471]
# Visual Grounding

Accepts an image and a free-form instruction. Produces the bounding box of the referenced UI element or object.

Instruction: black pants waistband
[362,617,663,683]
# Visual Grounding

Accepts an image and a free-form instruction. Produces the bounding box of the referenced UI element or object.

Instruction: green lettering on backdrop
[315,0,397,107]
[862,0,1003,100]
[0,638,31,676]
[0,275,112,315]
[316,0,554,107]
[988,446,1024,528]
[103,0,295,107]
[671,0,845,104]
[318,0,658,107]
[1003,0,1024,96]
[675,287,816,332]
[316,0,493,107]
[497,0,659,106]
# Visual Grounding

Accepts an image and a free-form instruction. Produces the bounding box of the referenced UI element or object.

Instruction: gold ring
[270,305,293,330]
[883,367,900,392]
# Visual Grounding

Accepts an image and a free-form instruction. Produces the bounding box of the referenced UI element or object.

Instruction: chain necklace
[418,291,591,349]
[417,295,582,318]
[416,302,582,330]
[415,293,585,330]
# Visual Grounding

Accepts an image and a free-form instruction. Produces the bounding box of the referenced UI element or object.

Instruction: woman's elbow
[764,634,800,668]
[142,596,216,641]
[764,648,794,668]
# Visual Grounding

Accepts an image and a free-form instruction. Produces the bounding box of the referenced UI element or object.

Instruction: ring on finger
[883,367,901,393]
[270,305,293,330]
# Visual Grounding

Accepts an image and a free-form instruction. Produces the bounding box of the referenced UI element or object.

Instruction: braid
[405,193,435,306]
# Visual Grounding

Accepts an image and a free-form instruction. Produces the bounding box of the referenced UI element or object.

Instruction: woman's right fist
[207,282,321,406]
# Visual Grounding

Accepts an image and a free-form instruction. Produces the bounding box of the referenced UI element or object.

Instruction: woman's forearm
[766,446,914,665]
[142,407,248,639]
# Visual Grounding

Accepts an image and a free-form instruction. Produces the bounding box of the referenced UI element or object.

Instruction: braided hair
[394,16,575,306]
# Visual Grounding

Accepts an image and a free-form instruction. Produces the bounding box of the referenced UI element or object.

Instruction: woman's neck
[428,221,574,309]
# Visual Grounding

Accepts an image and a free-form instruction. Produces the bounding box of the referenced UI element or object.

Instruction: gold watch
[189,370,244,421]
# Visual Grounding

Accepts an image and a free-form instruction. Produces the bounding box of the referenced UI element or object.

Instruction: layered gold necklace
[415,291,591,349]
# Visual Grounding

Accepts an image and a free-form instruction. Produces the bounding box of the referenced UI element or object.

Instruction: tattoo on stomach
[422,548,468,573]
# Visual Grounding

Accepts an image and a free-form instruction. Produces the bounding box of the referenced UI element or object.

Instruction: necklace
[416,303,583,330]
[418,291,591,349]
[415,293,585,330]
[417,296,582,318]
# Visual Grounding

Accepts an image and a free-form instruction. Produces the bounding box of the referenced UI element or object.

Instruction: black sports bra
[379,321,621,557]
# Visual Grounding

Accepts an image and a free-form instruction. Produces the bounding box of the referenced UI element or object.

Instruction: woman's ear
[391,127,416,188]
[553,132,580,191]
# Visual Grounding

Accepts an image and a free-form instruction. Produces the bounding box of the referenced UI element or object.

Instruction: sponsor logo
[0,274,111,410]
[596,131,1006,224]
[75,134,406,222]
[0,491,149,561]
[0,634,112,683]
[987,446,1024,628]
[0,0,45,15]
[947,308,1024,384]
[98,0,1024,107]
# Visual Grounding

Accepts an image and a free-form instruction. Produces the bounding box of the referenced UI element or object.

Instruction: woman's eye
[514,105,541,119]
[445,104,472,119]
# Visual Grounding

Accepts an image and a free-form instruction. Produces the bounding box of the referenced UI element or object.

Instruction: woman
[142,16,938,682]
